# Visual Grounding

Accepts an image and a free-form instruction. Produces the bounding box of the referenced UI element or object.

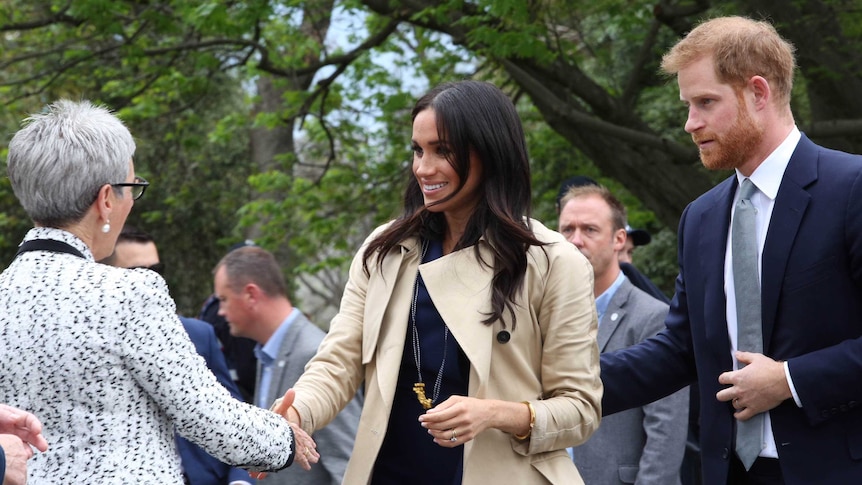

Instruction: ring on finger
[449,428,458,442]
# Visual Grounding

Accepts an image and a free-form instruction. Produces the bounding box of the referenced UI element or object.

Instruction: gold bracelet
[513,401,535,440]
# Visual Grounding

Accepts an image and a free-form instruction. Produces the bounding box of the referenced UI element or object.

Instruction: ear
[612,228,627,252]
[244,283,263,304]
[94,184,114,223]
[749,75,771,110]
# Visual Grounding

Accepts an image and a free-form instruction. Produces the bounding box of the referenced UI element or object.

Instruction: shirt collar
[254,307,300,366]
[595,271,626,321]
[736,127,801,200]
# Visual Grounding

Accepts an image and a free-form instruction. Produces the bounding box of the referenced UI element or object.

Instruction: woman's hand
[249,389,318,479]
[419,397,534,447]
[418,396,495,447]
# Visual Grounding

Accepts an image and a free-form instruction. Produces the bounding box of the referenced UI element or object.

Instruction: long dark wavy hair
[362,80,543,329]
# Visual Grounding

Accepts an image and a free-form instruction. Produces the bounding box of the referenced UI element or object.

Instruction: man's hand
[716,351,792,420]
[1,433,34,485]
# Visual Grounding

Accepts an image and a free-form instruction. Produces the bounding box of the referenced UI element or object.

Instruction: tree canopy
[1,0,860,315]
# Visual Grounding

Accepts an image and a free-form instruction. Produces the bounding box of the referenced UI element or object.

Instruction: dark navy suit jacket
[601,135,862,485]
[177,316,254,485]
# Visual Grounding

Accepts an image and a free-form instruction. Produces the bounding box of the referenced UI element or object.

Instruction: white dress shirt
[724,127,801,459]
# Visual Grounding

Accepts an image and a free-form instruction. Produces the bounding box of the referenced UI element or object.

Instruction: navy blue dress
[371,239,469,484]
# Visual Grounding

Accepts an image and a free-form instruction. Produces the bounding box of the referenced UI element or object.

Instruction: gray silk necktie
[733,178,764,470]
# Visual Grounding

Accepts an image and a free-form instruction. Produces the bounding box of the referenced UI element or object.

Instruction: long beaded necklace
[410,239,449,410]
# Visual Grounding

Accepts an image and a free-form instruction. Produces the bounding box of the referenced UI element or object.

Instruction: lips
[423,182,447,191]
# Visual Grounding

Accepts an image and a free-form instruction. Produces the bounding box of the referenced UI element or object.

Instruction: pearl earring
[101,222,111,234]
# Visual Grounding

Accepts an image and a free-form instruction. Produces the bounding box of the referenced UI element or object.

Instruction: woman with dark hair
[275,80,601,484]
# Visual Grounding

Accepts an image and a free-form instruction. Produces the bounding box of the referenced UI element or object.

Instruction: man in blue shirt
[213,246,362,485]
[559,184,688,484]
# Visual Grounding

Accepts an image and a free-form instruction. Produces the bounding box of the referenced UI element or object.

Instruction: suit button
[821,410,830,418]
[850,401,858,409]
[496,330,511,344]
[722,448,729,459]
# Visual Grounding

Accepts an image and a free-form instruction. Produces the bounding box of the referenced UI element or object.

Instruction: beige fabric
[292,219,602,484]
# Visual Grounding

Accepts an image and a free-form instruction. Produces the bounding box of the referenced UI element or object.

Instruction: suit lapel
[698,177,735,364]
[597,280,631,352]
[761,136,816,350]
[419,242,495,394]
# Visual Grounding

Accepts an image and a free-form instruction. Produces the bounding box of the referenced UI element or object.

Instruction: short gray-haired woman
[0,99,317,483]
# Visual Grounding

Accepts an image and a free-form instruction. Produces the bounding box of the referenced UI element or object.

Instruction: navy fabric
[372,238,468,485]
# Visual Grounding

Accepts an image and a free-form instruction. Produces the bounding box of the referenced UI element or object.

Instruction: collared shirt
[254,307,300,409]
[724,126,801,459]
[595,271,627,324]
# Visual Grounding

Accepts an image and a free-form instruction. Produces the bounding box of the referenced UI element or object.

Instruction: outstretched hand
[0,403,48,452]
[249,389,318,479]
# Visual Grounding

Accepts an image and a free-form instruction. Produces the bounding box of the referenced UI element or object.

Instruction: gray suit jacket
[572,279,688,484]
[255,312,363,485]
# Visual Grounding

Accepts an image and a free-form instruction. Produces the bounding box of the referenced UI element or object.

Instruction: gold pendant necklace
[410,239,449,410]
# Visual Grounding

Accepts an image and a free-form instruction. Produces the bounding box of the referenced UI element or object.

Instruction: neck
[257,298,295,345]
[594,266,621,298]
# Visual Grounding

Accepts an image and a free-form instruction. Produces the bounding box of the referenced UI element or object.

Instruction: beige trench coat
[292,219,602,484]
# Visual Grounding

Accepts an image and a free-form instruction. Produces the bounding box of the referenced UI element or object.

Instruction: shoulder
[178,316,215,342]
[624,282,670,315]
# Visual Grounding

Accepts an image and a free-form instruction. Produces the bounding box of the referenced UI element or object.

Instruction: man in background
[103,225,254,485]
[556,175,669,304]
[199,240,260,403]
[213,246,361,485]
[620,224,651,264]
[559,184,688,484]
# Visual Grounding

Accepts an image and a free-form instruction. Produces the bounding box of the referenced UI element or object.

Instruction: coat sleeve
[514,235,603,454]
[632,297,689,484]
[291,236,372,434]
[117,272,295,472]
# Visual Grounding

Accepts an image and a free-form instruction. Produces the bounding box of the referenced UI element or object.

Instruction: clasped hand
[716,351,792,420]
[249,389,318,479]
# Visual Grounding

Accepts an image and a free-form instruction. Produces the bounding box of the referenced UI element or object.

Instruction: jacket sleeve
[633,300,689,484]
[515,236,603,454]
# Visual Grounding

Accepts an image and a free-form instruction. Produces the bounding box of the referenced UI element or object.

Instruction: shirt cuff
[229,481,253,485]
[784,360,802,407]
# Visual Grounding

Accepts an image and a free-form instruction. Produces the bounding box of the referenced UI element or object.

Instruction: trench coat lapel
[419,242,495,395]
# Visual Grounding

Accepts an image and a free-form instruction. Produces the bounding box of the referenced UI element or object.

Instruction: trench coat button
[496,330,511,343]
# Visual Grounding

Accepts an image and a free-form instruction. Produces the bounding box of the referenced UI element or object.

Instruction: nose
[413,156,434,178]
[684,106,703,134]
[566,230,584,248]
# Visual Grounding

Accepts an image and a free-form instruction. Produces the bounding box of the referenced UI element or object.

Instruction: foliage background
[1,0,860,317]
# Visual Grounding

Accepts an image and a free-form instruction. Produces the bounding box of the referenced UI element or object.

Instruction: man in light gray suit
[559,184,688,484]
[214,246,362,485]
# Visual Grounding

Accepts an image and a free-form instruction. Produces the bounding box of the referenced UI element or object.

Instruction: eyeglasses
[111,176,149,200]
[129,262,164,275]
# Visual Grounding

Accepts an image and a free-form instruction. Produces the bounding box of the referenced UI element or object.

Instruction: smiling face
[411,108,483,228]
[679,56,765,173]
